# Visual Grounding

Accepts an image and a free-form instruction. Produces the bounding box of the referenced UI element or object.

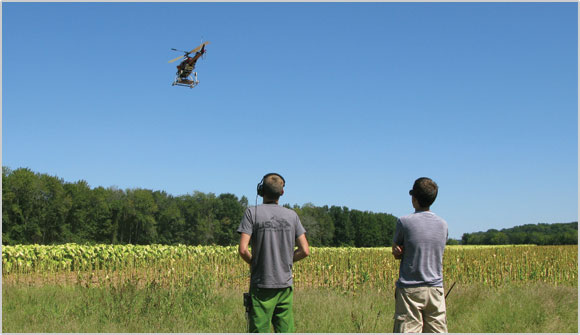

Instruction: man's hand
[293,234,310,262]
[392,244,404,260]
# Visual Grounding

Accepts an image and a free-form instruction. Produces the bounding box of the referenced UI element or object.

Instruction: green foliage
[2,167,397,247]
[461,222,578,245]
[294,203,335,246]
[446,238,460,245]
[4,166,575,247]
[4,244,576,287]
[2,168,250,246]
[330,206,355,246]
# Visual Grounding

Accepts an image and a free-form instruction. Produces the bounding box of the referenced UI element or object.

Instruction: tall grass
[2,283,577,333]
[2,244,577,332]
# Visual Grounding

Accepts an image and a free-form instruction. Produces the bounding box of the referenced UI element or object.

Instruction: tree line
[3,167,576,246]
[2,167,397,247]
[461,222,577,245]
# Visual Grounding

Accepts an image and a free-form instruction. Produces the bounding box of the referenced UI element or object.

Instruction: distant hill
[461,222,578,245]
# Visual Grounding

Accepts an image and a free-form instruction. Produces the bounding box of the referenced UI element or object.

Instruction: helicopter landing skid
[172,72,199,88]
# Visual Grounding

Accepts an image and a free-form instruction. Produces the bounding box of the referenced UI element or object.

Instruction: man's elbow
[302,247,310,258]
[238,245,247,257]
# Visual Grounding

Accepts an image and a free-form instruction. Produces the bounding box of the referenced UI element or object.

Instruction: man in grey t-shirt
[238,173,310,332]
[392,177,448,333]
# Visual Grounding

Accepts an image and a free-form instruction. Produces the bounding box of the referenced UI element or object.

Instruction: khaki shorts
[393,286,448,333]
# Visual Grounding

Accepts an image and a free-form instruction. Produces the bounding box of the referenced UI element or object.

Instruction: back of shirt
[237,204,306,289]
[393,211,448,288]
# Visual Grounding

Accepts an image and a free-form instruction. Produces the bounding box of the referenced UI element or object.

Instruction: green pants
[249,286,295,333]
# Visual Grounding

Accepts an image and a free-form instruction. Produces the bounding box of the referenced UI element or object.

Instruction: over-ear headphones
[257,173,286,197]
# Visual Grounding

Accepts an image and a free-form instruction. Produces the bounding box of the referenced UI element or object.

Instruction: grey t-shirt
[393,211,448,288]
[237,204,306,289]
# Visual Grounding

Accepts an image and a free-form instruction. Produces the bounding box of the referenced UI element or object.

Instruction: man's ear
[280,189,285,196]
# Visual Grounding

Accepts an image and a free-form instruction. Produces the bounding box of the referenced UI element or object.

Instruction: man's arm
[392,243,403,260]
[392,218,404,260]
[293,234,310,262]
[238,233,252,265]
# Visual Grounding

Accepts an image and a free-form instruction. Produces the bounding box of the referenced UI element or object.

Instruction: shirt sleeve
[237,208,254,235]
[393,218,404,245]
[294,212,306,238]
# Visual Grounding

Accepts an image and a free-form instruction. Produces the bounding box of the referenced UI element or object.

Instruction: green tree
[215,193,246,245]
[64,180,93,243]
[89,186,115,243]
[330,206,354,246]
[294,204,335,247]
[119,189,158,244]
[489,232,509,245]
[446,238,460,245]
[2,167,18,244]
[37,173,72,244]
[2,168,44,244]
[154,191,186,245]
[190,191,220,245]
[106,186,125,244]
[376,213,397,246]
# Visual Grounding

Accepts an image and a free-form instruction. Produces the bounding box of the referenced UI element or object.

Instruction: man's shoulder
[401,211,447,225]
[259,204,298,217]
[425,211,447,226]
[399,212,421,224]
[276,205,299,218]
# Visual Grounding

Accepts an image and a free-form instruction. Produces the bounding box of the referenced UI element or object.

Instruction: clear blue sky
[2,2,578,239]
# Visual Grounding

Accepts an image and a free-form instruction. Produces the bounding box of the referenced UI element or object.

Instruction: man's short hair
[263,174,285,199]
[410,177,438,208]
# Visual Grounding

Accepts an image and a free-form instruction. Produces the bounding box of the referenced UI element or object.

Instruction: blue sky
[2,2,577,239]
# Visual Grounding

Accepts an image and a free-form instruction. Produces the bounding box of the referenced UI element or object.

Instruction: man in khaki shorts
[392,177,448,333]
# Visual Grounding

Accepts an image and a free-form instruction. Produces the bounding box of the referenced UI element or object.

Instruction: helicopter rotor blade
[169,41,210,63]
[168,55,185,63]
[188,41,211,54]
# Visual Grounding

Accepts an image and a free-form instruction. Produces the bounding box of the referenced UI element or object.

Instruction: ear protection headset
[255,173,285,225]
[257,173,286,197]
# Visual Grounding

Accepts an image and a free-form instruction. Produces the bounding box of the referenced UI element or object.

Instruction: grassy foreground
[2,282,577,333]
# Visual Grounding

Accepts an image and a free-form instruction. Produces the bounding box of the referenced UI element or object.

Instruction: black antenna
[255,194,259,227]
[445,282,456,299]
[201,37,207,60]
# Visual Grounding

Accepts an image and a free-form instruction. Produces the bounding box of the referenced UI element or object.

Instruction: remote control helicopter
[168,41,210,88]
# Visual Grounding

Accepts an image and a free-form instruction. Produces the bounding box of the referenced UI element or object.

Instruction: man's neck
[415,207,430,212]
[263,199,279,205]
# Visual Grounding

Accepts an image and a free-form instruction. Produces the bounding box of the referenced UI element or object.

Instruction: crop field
[3,244,577,288]
[2,244,578,332]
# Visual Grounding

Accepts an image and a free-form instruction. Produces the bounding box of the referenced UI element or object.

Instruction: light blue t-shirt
[393,211,448,288]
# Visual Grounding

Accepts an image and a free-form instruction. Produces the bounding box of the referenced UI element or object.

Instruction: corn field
[2,244,577,290]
